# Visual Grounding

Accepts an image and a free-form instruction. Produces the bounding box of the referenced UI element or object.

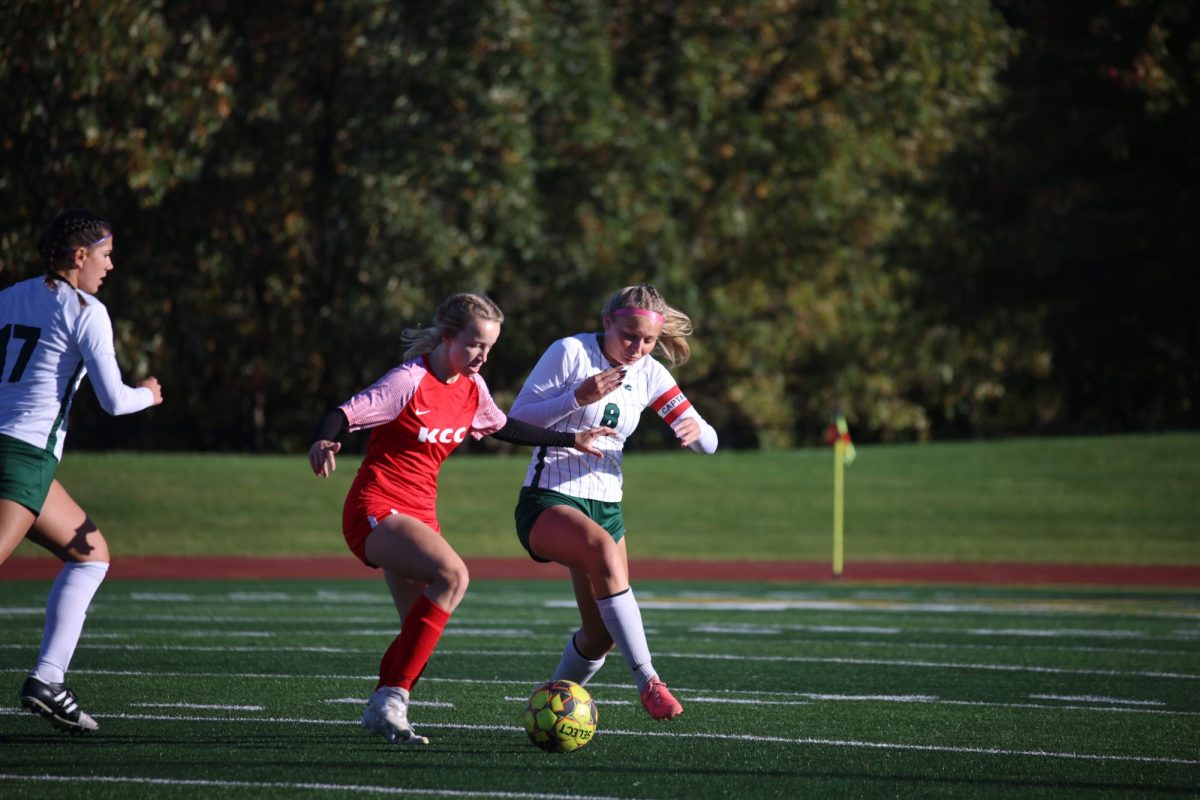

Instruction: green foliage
[896,0,1200,435]
[1,1,1190,450]
[0,0,232,248]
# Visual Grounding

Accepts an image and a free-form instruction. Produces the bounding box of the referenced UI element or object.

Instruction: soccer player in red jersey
[308,293,612,745]
[509,284,718,721]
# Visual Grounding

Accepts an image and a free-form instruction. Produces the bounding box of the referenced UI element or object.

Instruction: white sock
[550,631,607,685]
[32,561,109,685]
[596,588,656,691]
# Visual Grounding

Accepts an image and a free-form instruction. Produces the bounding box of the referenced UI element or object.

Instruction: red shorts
[342,489,441,568]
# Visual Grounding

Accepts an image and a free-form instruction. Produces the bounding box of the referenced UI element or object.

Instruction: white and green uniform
[510,332,717,501]
[0,277,154,461]
[512,331,717,699]
[2,276,151,700]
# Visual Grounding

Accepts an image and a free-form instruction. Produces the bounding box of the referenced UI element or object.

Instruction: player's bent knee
[588,540,626,581]
[68,530,110,563]
[437,561,470,606]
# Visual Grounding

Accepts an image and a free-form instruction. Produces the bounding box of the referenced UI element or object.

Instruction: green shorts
[0,434,57,515]
[514,486,625,563]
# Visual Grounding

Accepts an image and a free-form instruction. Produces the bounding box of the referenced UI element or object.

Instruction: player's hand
[671,417,702,448]
[140,376,163,405]
[573,426,617,457]
[309,440,341,477]
[574,366,626,406]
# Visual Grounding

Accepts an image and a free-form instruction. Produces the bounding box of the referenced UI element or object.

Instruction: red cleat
[640,677,683,721]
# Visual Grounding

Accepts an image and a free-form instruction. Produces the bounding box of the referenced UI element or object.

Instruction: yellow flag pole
[833,435,844,579]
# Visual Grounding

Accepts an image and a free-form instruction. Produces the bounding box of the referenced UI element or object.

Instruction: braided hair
[601,284,693,367]
[37,209,112,274]
[401,293,505,360]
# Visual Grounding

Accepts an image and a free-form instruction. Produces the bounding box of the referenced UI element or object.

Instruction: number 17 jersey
[0,277,152,460]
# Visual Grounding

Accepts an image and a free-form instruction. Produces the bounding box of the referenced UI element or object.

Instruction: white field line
[692,622,1200,644]
[17,609,1199,645]
[1029,694,1166,707]
[0,666,377,680]
[2,643,1198,682]
[508,694,813,707]
[109,588,1197,619]
[693,624,897,635]
[0,773,634,800]
[644,650,1200,681]
[17,607,1200,641]
[130,702,264,711]
[672,634,1200,658]
[83,630,278,639]
[962,627,1151,639]
[7,627,1192,658]
[85,593,1200,621]
[1,666,1194,718]
[503,695,634,706]
[577,599,1200,621]
[3,643,372,654]
[895,699,1200,717]
[119,614,397,623]
[575,689,1199,718]
[10,612,567,626]
[10,631,1193,661]
[441,648,1200,682]
[336,628,537,638]
[325,697,455,708]
[19,628,542,641]
[1,712,1196,767]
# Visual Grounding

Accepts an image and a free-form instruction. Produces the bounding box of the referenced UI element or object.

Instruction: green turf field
[12,433,1200,564]
[1,578,1197,798]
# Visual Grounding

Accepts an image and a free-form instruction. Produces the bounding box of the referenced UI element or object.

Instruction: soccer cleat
[19,675,99,734]
[361,686,429,745]
[639,676,683,721]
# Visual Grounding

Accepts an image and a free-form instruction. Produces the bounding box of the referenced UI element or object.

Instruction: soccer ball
[522,679,598,753]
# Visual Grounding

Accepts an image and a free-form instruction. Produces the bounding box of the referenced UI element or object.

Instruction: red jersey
[339,356,506,555]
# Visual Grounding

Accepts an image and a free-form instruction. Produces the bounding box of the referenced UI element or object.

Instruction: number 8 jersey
[0,278,154,460]
[509,333,717,502]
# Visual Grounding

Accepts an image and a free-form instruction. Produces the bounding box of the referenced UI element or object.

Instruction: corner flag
[827,415,855,578]
[827,415,856,464]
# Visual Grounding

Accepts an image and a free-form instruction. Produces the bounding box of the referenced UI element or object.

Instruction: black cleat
[19,675,99,734]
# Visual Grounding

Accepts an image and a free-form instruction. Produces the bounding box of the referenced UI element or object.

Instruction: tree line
[1,0,1194,452]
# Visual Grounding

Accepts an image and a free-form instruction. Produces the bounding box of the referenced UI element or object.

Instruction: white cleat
[361,686,429,745]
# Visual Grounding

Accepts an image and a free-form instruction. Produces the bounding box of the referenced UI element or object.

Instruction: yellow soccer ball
[522,679,598,753]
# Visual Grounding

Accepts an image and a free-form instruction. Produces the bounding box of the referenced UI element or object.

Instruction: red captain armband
[650,386,692,425]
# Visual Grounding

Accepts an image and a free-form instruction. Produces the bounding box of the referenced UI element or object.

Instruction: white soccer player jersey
[0,277,154,460]
[509,332,716,502]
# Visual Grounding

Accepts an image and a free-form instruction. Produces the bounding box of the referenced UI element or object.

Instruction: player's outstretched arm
[670,414,718,453]
[310,408,348,477]
[309,440,341,478]
[572,426,617,457]
[84,353,162,415]
[139,377,164,406]
[490,417,613,457]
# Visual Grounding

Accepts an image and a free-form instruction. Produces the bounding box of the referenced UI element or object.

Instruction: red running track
[2,556,1198,587]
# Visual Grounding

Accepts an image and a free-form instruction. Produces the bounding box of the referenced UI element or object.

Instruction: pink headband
[610,307,664,323]
[86,234,112,247]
